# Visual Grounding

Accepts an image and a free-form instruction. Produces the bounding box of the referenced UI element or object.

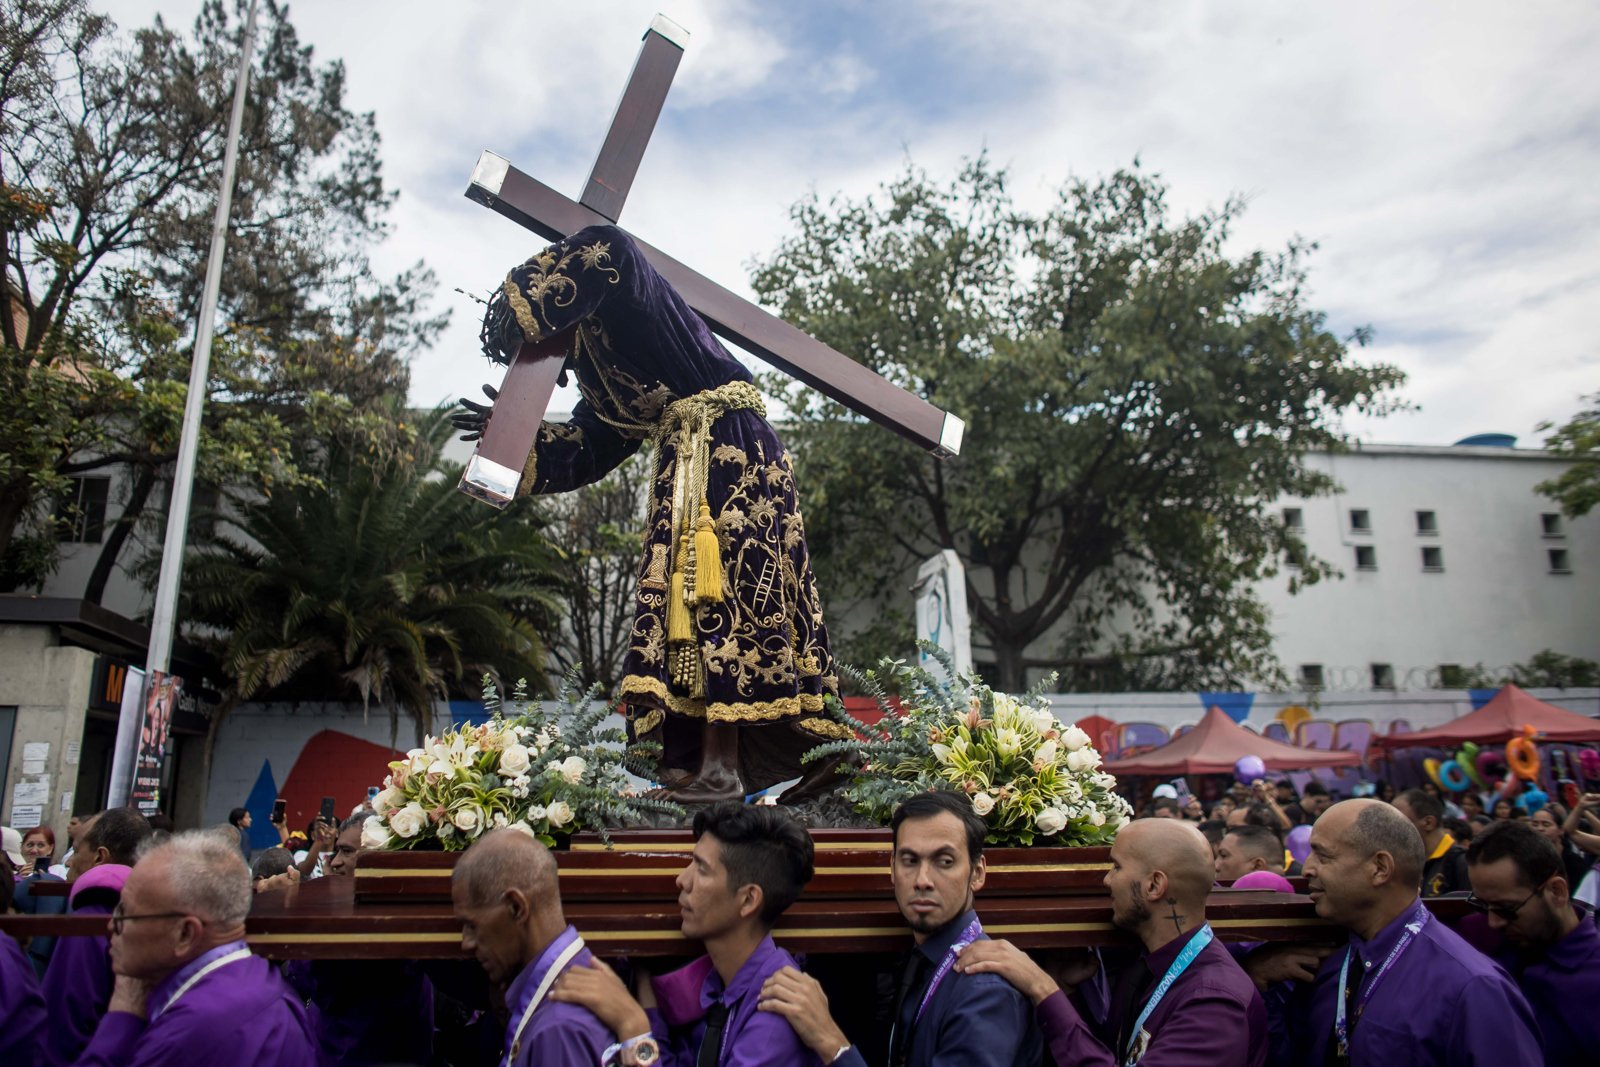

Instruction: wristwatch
[620,1035,660,1067]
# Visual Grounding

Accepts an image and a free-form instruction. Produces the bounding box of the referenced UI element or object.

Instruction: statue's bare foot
[778,751,852,807]
[662,766,746,805]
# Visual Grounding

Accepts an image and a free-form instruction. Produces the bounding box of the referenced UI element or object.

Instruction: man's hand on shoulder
[757,966,850,1060]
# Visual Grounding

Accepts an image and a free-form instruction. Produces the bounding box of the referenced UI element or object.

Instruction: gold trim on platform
[249,932,465,945]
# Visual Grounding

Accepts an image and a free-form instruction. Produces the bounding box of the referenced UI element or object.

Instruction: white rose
[1089,809,1106,827]
[560,756,587,784]
[371,787,403,815]
[1066,748,1101,773]
[359,816,392,850]
[1035,807,1068,835]
[452,806,482,834]
[546,800,574,827]
[499,744,531,777]
[1034,739,1059,766]
[1030,707,1057,734]
[1061,724,1092,752]
[972,792,996,816]
[507,821,538,839]
[389,802,427,839]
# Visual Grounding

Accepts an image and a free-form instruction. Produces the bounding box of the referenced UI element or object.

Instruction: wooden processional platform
[2,828,1469,959]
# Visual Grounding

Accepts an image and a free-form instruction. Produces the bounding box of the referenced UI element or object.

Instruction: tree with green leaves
[0,0,442,595]
[751,158,1405,692]
[1537,392,1600,519]
[173,406,565,798]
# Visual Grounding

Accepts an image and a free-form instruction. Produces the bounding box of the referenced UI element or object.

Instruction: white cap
[1,826,24,867]
[1151,784,1179,800]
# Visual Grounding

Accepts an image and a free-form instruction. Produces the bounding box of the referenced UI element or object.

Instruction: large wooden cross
[460,16,964,508]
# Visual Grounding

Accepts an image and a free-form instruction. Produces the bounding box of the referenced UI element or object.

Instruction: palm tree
[177,405,565,800]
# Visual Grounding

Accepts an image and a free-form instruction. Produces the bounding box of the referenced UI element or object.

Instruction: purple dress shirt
[72,939,317,1067]
[1486,904,1600,1067]
[647,935,821,1067]
[0,929,46,1062]
[1036,925,1265,1067]
[832,909,1042,1067]
[502,924,613,1067]
[42,862,131,1067]
[282,957,434,1066]
[1289,899,1542,1066]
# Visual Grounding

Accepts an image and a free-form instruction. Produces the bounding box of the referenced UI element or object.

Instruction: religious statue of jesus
[456,224,852,803]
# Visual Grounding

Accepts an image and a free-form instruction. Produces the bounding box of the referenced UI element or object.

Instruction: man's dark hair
[1396,788,1444,824]
[1196,819,1227,849]
[1149,797,1181,817]
[147,812,174,834]
[251,847,295,882]
[84,807,154,865]
[1466,820,1562,888]
[339,812,367,835]
[1241,803,1280,829]
[693,802,815,927]
[1302,782,1330,798]
[228,807,248,827]
[1225,822,1285,864]
[891,790,987,866]
[1442,817,1472,843]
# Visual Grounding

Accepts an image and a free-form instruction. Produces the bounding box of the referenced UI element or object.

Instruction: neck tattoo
[1166,899,1186,937]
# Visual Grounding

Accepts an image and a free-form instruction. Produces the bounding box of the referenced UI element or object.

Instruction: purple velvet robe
[73,940,316,1067]
[42,862,130,1067]
[483,225,845,789]
[0,930,46,1062]
[645,936,820,1067]
[502,925,612,1066]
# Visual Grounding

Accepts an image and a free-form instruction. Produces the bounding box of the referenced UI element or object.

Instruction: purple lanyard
[1335,902,1428,1056]
[913,917,985,1025]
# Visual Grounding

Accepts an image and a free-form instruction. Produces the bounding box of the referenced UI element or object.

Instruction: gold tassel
[667,535,692,643]
[693,502,724,603]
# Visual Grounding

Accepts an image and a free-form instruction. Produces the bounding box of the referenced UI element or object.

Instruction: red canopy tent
[1102,706,1361,776]
[1373,684,1600,750]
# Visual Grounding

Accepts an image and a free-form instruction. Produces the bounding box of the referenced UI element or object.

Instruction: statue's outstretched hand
[451,383,499,441]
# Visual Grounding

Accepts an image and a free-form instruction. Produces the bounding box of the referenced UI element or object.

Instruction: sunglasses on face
[1465,881,1547,922]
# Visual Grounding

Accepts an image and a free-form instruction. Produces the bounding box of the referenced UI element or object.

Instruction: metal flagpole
[117,0,260,803]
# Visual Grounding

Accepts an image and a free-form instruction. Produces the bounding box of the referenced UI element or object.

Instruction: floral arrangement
[805,647,1132,847]
[361,673,681,851]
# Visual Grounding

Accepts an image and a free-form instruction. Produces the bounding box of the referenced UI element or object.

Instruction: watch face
[633,1038,661,1066]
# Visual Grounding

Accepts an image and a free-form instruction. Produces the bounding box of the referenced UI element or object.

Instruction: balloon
[1286,824,1313,865]
[1437,759,1471,792]
[1517,787,1549,813]
[1424,758,1446,791]
[1506,733,1540,781]
[1235,755,1267,784]
[1457,743,1486,789]
[1477,751,1509,791]
[1578,749,1600,782]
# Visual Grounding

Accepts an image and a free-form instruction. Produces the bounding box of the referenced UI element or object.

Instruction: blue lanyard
[1123,924,1214,1066]
[1334,904,1428,1059]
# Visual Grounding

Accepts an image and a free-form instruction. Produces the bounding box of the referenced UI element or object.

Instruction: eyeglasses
[1465,882,1546,923]
[109,904,200,936]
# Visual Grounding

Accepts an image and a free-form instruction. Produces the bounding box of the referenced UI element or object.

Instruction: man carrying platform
[955,818,1265,1066]
[548,801,821,1066]
[451,828,613,1066]
[71,830,315,1066]
[754,791,1043,1067]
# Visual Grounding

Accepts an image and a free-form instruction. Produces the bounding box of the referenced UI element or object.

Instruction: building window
[1421,546,1444,572]
[1282,507,1304,530]
[1299,664,1325,690]
[1439,664,1467,688]
[1541,513,1565,538]
[56,477,110,544]
[1354,545,1377,570]
[1415,510,1437,535]
[1349,508,1372,532]
[1371,663,1396,690]
[1549,548,1572,574]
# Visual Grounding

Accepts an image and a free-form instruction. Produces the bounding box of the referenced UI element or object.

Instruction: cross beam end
[647,14,690,47]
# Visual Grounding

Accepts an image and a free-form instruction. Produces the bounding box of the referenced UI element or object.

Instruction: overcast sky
[106,0,1600,446]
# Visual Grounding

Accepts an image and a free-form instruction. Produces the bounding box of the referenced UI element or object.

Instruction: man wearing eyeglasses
[1465,820,1600,1066]
[72,829,316,1066]
[1287,799,1541,1066]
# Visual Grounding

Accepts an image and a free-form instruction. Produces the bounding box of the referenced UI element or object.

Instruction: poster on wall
[130,671,180,815]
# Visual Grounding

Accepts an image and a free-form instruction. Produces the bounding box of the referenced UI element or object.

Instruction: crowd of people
[0,774,1596,1066]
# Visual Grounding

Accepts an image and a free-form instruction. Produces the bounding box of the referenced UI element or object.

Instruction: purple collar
[149,939,251,1018]
[699,934,783,1012]
[507,925,583,1019]
[1349,897,1425,968]
[1543,905,1600,973]
[1143,923,1209,979]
